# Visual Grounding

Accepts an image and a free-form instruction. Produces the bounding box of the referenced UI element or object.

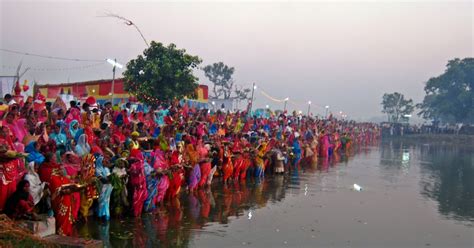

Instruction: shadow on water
[381,139,474,224]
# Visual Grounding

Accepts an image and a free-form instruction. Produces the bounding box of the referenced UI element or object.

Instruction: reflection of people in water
[198,189,211,219]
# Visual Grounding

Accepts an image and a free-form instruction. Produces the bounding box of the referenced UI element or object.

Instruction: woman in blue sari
[25,141,45,165]
[95,153,113,221]
[143,157,158,212]
[50,122,67,154]
[291,135,302,167]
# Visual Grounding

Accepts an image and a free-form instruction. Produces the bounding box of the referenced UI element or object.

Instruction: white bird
[248,211,253,220]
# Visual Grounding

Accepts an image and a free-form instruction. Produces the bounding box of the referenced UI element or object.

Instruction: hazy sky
[1,0,472,120]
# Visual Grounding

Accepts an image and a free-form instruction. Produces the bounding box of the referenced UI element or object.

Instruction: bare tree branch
[99,12,150,47]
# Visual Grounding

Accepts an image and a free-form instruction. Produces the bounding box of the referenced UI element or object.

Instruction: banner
[0,76,16,98]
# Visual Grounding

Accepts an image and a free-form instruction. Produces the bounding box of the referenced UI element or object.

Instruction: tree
[234,85,252,109]
[381,92,415,123]
[123,41,202,106]
[234,85,251,100]
[418,58,474,124]
[203,62,235,99]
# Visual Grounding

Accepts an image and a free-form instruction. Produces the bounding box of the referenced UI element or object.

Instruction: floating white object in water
[248,211,253,220]
[353,184,362,191]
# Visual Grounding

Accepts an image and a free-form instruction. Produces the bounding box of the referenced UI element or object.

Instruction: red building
[34,78,208,105]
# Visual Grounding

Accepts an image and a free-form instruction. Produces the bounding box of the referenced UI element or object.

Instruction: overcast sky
[1,0,472,120]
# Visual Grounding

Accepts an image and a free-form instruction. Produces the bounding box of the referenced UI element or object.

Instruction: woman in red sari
[166,150,184,200]
[0,126,26,212]
[222,143,233,184]
[39,152,81,236]
[129,152,148,217]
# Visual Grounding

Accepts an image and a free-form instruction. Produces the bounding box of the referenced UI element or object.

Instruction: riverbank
[384,134,474,146]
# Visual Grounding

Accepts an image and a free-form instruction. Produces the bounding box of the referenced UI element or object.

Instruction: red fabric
[40,163,75,236]
[12,196,35,219]
[198,162,211,187]
[129,160,148,217]
[198,190,210,218]
[166,170,183,200]
[222,159,233,182]
[232,157,245,180]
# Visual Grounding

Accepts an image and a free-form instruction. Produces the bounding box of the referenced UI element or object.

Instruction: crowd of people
[0,92,380,236]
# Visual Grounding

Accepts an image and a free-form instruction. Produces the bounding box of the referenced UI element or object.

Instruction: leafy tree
[203,62,235,99]
[418,58,474,124]
[381,92,415,123]
[123,41,202,106]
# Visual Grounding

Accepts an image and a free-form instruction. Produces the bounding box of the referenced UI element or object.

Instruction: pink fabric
[6,119,27,143]
[129,160,148,217]
[156,175,169,204]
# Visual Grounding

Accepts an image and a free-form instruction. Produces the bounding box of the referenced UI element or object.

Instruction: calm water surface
[76,140,474,248]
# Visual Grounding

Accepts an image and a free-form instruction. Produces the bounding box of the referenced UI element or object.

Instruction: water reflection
[418,144,474,223]
[75,147,360,247]
[380,140,474,224]
[75,140,473,247]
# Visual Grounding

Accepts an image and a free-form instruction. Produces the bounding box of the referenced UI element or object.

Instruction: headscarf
[25,141,45,165]
[24,162,46,205]
[75,134,91,157]
[69,120,79,138]
[5,115,27,143]
[50,122,67,146]
[94,153,110,179]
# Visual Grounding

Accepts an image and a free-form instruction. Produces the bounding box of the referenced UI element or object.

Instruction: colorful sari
[39,162,76,236]
[6,118,27,143]
[110,158,129,216]
[222,150,233,182]
[25,141,45,165]
[198,162,211,187]
[95,154,113,220]
[61,152,81,178]
[232,156,245,181]
[152,149,170,204]
[187,164,201,191]
[319,134,330,158]
[79,154,98,219]
[129,159,148,217]
[166,169,183,200]
[0,137,26,211]
[144,160,158,212]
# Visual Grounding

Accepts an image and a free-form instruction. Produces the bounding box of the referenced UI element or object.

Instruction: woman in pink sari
[4,112,27,145]
[62,152,82,178]
[319,131,330,158]
[153,149,169,205]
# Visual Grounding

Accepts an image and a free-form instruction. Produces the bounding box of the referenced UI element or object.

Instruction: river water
[75,139,474,248]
